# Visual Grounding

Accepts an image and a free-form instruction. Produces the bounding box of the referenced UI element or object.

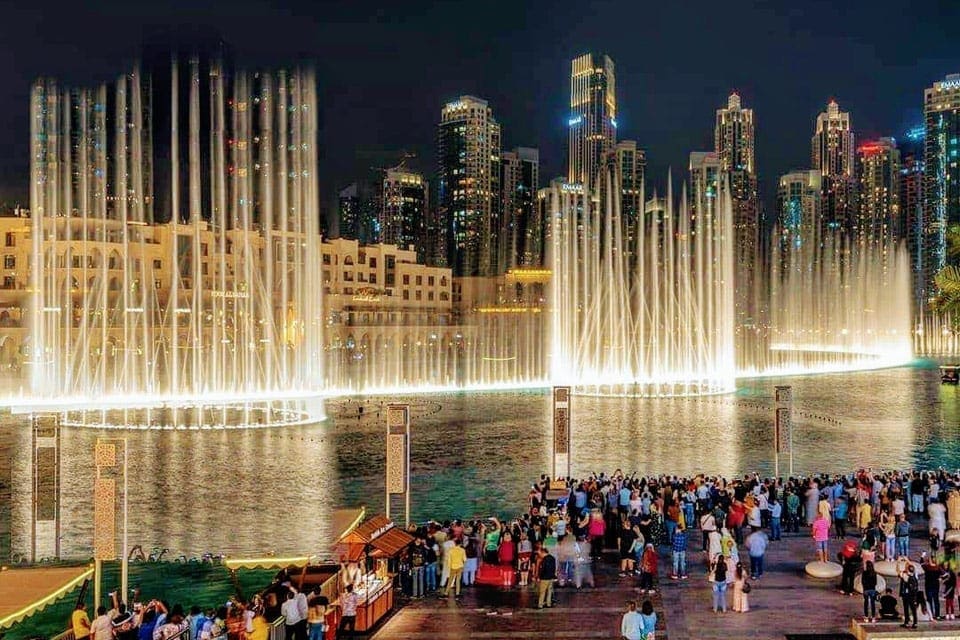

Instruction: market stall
[335,515,413,633]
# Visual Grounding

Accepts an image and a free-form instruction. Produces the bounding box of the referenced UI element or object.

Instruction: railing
[268,616,286,640]
[49,629,75,640]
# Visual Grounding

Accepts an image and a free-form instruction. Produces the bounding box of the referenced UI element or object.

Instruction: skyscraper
[855,138,900,248]
[338,182,378,242]
[609,141,646,247]
[777,170,823,252]
[715,92,760,323]
[812,100,855,234]
[500,147,541,268]
[900,126,926,305]
[923,73,960,298]
[380,168,427,252]
[689,151,721,219]
[437,95,502,276]
[568,53,616,191]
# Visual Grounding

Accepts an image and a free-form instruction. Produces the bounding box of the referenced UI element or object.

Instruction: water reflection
[3,365,960,559]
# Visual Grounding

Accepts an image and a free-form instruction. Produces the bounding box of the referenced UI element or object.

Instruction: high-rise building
[379,168,426,253]
[609,141,646,249]
[812,99,855,234]
[689,151,721,224]
[777,170,823,252]
[500,147,541,268]
[900,126,926,304]
[437,95,502,276]
[715,92,760,323]
[568,53,616,191]
[923,73,960,297]
[855,138,901,248]
[337,182,378,242]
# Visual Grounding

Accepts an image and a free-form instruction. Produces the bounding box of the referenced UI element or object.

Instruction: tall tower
[855,138,901,248]
[380,168,426,252]
[900,126,926,305]
[568,53,616,192]
[610,141,646,247]
[715,92,759,323]
[812,99,855,234]
[500,147,541,269]
[777,170,823,252]
[923,73,960,299]
[689,151,721,223]
[437,95,502,276]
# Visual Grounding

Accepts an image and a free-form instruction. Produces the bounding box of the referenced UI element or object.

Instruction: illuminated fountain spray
[743,231,913,374]
[547,168,736,396]
[20,58,324,428]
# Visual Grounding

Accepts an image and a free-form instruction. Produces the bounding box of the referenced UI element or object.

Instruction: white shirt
[281,598,303,626]
[90,615,114,640]
[620,611,643,640]
[892,498,905,516]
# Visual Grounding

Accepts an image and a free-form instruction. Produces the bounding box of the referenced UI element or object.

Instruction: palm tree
[932,225,960,315]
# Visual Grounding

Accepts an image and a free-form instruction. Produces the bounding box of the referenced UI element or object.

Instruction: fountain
[547,167,736,396]
[10,57,325,428]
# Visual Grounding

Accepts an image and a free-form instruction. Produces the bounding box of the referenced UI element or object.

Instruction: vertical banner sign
[385,404,411,524]
[553,386,571,480]
[774,385,793,475]
[93,441,117,560]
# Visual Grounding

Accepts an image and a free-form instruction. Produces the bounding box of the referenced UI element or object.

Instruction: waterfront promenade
[372,521,960,640]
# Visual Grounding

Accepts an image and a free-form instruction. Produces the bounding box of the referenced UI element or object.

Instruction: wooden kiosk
[335,515,413,633]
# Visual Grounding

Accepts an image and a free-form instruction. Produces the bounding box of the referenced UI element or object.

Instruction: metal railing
[49,629,75,640]
[268,617,286,640]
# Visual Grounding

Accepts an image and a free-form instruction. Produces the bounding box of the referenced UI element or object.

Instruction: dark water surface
[2,363,960,559]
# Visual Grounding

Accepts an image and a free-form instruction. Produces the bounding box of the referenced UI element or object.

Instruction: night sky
[1,0,958,229]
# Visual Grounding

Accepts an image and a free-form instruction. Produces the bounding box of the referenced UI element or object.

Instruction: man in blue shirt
[671,525,688,579]
[745,526,769,579]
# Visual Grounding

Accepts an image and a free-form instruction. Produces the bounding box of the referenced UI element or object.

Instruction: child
[639,543,658,594]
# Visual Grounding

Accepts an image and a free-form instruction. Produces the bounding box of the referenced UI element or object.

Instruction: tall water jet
[17,54,324,428]
[743,231,913,375]
[547,167,736,396]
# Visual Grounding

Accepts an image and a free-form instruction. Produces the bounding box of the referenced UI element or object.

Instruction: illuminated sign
[940,78,960,91]
[568,116,582,126]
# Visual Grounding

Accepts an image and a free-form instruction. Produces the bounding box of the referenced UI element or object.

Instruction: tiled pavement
[372,523,960,639]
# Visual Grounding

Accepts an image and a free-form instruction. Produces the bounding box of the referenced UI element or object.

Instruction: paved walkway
[371,523,960,639]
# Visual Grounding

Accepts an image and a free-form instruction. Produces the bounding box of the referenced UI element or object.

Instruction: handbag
[742,580,752,594]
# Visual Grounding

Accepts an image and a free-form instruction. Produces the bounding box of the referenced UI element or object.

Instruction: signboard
[385,404,411,524]
[774,385,793,475]
[553,386,571,480]
[93,477,116,560]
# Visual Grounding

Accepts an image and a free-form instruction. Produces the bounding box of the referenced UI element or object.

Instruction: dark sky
[1,0,958,227]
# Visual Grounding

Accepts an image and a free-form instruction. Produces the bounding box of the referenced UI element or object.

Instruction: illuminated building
[437,95,502,277]
[338,182,379,243]
[500,147,541,269]
[812,99,855,233]
[568,53,616,191]
[608,140,645,260]
[715,92,759,324]
[900,127,926,304]
[379,168,426,254]
[924,73,960,297]
[777,170,822,254]
[689,151,721,224]
[855,138,901,249]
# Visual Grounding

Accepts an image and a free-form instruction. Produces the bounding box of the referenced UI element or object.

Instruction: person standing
[700,510,717,553]
[71,602,91,640]
[745,527,768,580]
[619,601,642,640]
[90,607,113,640]
[463,535,479,586]
[536,547,556,609]
[639,600,657,639]
[732,562,750,613]
[862,560,879,622]
[337,585,358,639]
[769,498,782,541]
[671,524,688,580]
[709,554,728,613]
[942,565,957,620]
[900,564,920,629]
[445,540,466,599]
[812,512,830,562]
[409,538,426,598]
[280,592,302,640]
[922,553,942,620]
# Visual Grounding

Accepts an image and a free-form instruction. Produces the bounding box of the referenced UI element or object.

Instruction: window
[3,256,14,269]
[402,275,410,285]
[153,259,162,269]
[416,275,423,286]
[369,273,377,284]
[415,290,422,301]
[428,276,435,286]
[386,274,395,286]
[3,276,15,289]
[402,290,409,300]
[428,291,434,301]
[155,280,162,289]
[369,257,377,268]
[323,253,331,265]
[4,233,13,247]
[344,271,353,281]
[386,255,395,268]
[440,292,449,301]
[344,287,353,295]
